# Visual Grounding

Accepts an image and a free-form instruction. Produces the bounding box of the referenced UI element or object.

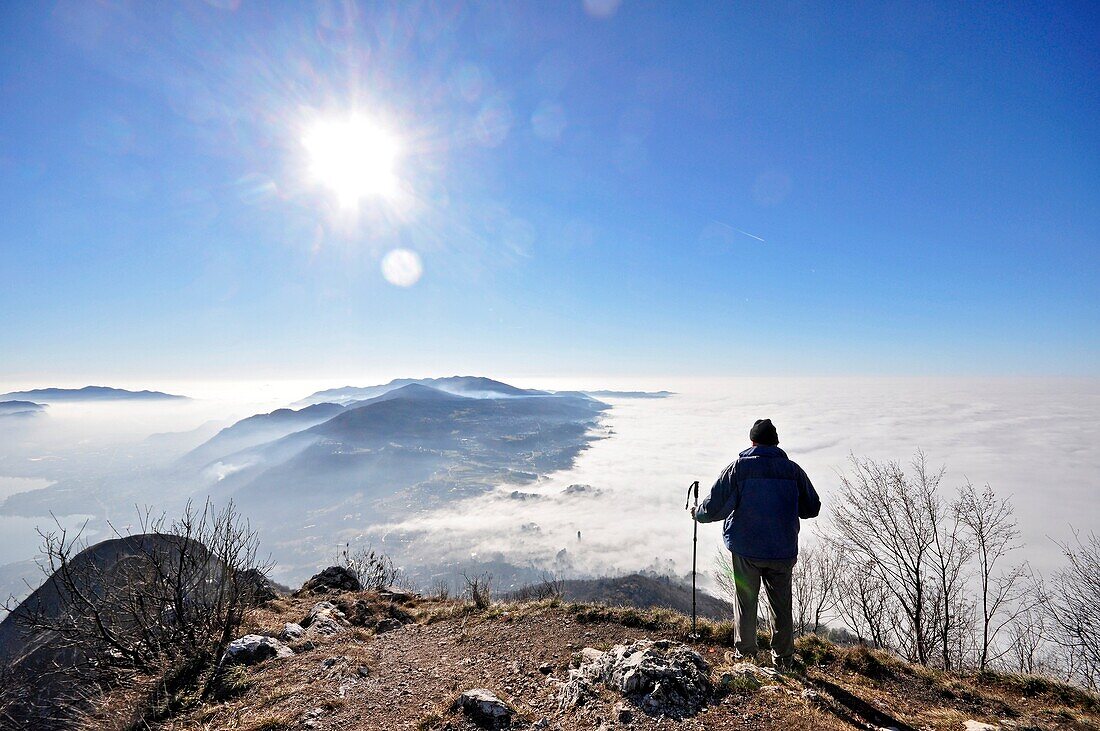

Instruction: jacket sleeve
[695,462,739,523]
[796,465,821,519]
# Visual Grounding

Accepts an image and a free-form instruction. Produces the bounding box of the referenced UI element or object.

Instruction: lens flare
[303,116,401,206]
[381,248,423,287]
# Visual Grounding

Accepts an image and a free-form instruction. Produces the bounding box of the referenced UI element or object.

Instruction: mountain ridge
[0,386,187,402]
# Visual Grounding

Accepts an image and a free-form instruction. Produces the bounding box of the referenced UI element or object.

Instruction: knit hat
[749,418,779,445]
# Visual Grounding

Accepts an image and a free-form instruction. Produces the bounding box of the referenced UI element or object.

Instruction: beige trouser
[732,553,797,659]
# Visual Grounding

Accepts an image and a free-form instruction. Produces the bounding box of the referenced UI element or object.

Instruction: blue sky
[1,0,1097,383]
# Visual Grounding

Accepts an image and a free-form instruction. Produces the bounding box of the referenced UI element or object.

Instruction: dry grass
[83,589,1100,731]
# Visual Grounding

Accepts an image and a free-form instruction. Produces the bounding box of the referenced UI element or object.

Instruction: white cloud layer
[388,377,1099,583]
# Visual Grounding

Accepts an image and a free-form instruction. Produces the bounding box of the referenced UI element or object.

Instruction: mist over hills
[180,402,346,469]
[0,401,45,417]
[184,382,609,580]
[0,386,187,402]
[0,377,611,588]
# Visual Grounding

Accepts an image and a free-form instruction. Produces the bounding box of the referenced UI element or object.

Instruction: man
[692,418,820,668]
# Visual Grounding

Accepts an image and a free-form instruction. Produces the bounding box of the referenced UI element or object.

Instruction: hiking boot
[775,653,806,673]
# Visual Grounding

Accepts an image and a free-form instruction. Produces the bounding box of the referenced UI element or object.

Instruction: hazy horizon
[1,374,1095,598]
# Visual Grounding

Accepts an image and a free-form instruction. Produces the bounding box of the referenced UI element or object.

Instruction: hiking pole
[685,479,700,639]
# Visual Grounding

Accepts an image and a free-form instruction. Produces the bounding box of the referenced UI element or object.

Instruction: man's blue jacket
[694,445,820,561]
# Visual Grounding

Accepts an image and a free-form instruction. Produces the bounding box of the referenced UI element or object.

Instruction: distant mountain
[0,386,187,402]
[183,383,608,578]
[582,390,674,399]
[558,573,732,620]
[223,387,605,513]
[0,400,46,416]
[349,382,470,408]
[181,402,345,468]
[142,419,227,456]
[295,376,547,407]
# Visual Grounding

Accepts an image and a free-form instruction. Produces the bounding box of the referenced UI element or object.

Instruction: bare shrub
[428,577,450,601]
[462,572,493,609]
[833,548,897,650]
[337,543,404,591]
[506,573,565,602]
[2,500,271,725]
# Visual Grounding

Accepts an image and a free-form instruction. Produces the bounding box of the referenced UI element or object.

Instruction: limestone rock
[455,688,514,728]
[280,622,305,641]
[558,639,712,719]
[221,634,293,666]
[302,601,348,637]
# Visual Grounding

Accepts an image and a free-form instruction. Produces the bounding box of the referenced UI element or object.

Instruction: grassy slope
[87,592,1100,731]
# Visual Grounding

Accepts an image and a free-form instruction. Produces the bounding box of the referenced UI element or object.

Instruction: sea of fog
[386,377,1098,584]
[0,377,1096,597]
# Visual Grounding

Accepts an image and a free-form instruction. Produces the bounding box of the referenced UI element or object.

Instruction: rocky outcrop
[280,622,305,641]
[454,689,514,728]
[301,566,361,594]
[558,639,712,718]
[239,568,282,602]
[301,601,348,637]
[221,635,293,666]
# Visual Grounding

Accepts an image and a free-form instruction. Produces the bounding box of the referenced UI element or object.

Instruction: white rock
[455,688,514,725]
[302,601,348,637]
[281,622,305,640]
[559,639,711,719]
[221,634,293,666]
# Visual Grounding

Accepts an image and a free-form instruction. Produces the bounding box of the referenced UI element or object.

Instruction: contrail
[734,228,766,243]
[711,220,766,243]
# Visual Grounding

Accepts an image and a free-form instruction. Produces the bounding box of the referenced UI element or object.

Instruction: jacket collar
[740,444,788,459]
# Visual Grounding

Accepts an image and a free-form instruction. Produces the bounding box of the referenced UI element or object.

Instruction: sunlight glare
[303,116,401,206]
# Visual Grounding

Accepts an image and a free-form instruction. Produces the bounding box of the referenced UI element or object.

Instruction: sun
[303,115,402,206]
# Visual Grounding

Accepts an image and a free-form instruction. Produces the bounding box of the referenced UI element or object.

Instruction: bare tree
[1047,531,1100,689]
[832,453,940,664]
[428,577,450,601]
[917,457,973,671]
[957,482,1028,671]
[1006,579,1050,675]
[833,550,896,649]
[792,542,841,636]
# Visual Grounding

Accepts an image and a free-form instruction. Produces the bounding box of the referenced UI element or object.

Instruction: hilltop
[294,377,547,407]
[3,530,1096,731]
[76,582,1100,731]
[0,386,188,402]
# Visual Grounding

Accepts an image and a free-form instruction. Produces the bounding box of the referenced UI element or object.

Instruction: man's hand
[689,506,698,519]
